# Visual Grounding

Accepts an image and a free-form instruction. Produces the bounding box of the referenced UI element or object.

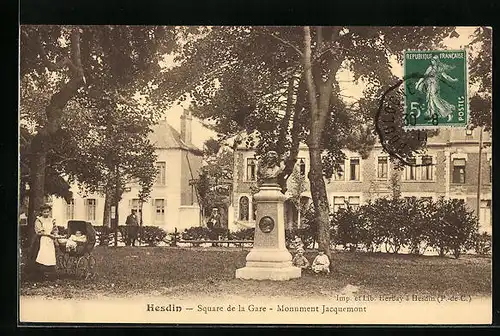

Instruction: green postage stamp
[403,50,468,129]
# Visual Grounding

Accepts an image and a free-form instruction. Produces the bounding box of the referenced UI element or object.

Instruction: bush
[181,227,212,246]
[403,198,432,255]
[427,198,479,258]
[331,206,366,252]
[230,228,255,240]
[473,232,492,256]
[139,226,168,247]
[285,204,318,249]
[93,226,113,246]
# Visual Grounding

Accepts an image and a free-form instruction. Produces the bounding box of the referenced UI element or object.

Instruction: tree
[289,165,307,228]
[153,26,455,261]
[19,127,72,204]
[63,101,158,235]
[20,25,176,238]
[468,27,492,131]
[195,141,234,224]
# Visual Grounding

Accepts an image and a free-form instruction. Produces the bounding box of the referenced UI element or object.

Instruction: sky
[162,26,479,148]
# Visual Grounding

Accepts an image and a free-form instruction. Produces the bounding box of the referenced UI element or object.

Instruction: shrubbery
[473,232,492,256]
[230,228,255,240]
[330,197,480,259]
[140,226,168,246]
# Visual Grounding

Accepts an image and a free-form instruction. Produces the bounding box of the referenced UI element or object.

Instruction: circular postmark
[373,49,470,168]
[258,216,275,233]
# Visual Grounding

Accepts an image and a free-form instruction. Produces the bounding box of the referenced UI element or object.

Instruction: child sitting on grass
[312,249,330,274]
[292,248,310,270]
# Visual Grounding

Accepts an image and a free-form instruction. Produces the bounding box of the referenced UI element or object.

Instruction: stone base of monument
[235,248,301,281]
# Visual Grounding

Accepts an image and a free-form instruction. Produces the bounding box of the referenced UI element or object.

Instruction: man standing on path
[125,209,139,246]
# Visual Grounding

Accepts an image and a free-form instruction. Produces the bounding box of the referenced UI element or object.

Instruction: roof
[148,120,203,155]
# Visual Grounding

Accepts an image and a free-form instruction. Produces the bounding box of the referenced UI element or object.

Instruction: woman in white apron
[32,204,59,279]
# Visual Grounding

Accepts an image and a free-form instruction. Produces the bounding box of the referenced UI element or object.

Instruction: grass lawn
[19,246,491,300]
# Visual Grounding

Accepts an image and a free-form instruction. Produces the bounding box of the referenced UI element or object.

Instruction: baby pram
[56,220,97,279]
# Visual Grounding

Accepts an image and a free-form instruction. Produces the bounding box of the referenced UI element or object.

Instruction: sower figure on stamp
[125,209,139,246]
[415,55,458,122]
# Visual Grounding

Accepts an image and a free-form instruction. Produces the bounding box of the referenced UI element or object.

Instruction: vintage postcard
[19,25,492,325]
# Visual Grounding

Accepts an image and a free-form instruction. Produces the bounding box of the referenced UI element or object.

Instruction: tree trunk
[101,190,112,246]
[103,192,111,228]
[302,26,337,260]
[26,27,85,241]
[308,149,332,256]
[27,134,48,241]
[297,207,301,229]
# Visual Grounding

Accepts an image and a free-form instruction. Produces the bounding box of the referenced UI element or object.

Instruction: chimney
[180,109,192,144]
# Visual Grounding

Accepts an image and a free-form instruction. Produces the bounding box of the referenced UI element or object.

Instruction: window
[333,160,345,181]
[155,162,166,185]
[246,158,256,181]
[130,198,142,216]
[333,196,346,212]
[405,158,417,181]
[239,196,249,220]
[349,158,360,181]
[154,199,165,223]
[66,199,75,220]
[452,158,466,184]
[480,200,492,228]
[298,158,306,176]
[377,157,388,179]
[86,199,96,221]
[421,156,433,181]
[348,196,360,210]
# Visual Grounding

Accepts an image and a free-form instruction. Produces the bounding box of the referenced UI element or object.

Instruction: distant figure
[125,209,139,246]
[207,208,223,246]
[292,248,310,270]
[312,249,330,274]
[207,208,222,230]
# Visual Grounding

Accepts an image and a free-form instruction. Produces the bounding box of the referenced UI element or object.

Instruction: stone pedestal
[235,183,301,281]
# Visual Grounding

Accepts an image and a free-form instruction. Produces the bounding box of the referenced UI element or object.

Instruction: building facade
[231,128,492,234]
[49,110,203,232]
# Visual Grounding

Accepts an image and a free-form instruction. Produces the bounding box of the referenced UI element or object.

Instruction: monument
[235,151,301,280]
